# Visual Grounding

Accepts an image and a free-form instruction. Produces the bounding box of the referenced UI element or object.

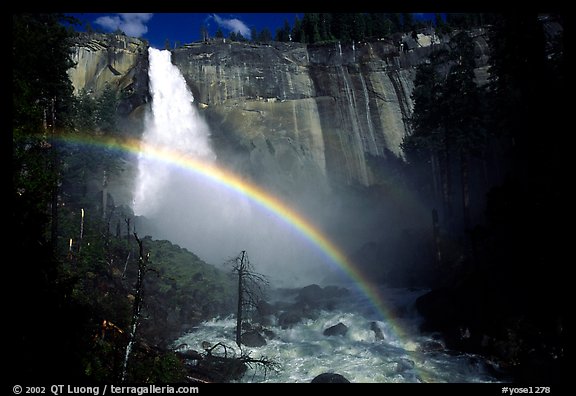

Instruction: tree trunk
[432,208,442,267]
[78,208,85,254]
[49,97,59,252]
[125,218,131,249]
[50,170,59,252]
[430,151,440,205]
[236,251,246,348]
[121,233,147,382]
[441,149,453,233]
[460,150,470,231]
[102,170,108,221]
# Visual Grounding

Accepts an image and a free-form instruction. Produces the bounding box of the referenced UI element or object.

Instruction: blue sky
[68,13,305,49]
[67,13,441,49]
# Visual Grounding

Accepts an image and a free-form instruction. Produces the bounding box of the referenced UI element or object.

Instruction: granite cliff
[67,29,490,204]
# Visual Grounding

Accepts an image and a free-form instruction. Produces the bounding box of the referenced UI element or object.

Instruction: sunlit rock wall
[68,28,490,201]
[67,33,149,116]
[171,34,436,194]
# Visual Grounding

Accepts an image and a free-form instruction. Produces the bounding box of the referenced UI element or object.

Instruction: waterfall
[133,48,215,216]
[132,48,331,286]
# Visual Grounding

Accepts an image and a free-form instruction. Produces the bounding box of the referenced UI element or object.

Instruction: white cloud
[212,14,251,39]
[94,13,153,37]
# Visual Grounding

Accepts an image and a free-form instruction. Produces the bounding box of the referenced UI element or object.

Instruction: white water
[134,48,216,215]
[133,48,338,286]
[136,48,503,384]
[174,287,502,383]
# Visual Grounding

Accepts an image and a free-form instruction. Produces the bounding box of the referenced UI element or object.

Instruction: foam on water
[174,288,501,383]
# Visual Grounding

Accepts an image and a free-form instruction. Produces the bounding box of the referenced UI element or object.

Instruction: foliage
[13,13,78,133]
[12,15,83,381]
[71,84,119,135]
[404,31,485,159]
[406,14,567,381]
[257,28,272,43]
[275,20,292,42]
[283,13,440,44]
[123,347,188,383]
[143,237,237,319]
[228,31,247,42]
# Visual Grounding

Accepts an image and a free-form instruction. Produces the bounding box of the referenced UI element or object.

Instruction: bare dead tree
[121,217,132,279]
[121,232,149,382]
[78,208,85,254]
[124,218,131,248]
[189,341,280,382]
[230,251,268,348]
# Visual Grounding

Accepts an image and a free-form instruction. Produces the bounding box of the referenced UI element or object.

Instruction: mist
[133,48,354,287]
[133,48,431,290]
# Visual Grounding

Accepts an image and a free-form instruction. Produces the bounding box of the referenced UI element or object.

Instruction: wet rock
[241,330,267,347]
[323,322,348,337]
[311,373,350,383]
[322,285,350,299]
[256,299,275,316]
[278,310,303,329]
[418,340,445,352]
[393,358,415,374]
[370,321,384,341]
[296,284,324,305]
[294,284,348,311]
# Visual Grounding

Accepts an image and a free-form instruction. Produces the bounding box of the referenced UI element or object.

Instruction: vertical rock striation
[68,28,489,202]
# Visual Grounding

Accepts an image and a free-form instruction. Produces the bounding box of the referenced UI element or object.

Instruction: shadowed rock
[370,321,385,340]
[311,373,350,383]
[323,322,348,337]
[241,330,267,347]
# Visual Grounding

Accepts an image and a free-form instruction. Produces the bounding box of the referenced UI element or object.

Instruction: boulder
[278,310,304,329]
[311,373,350,383]
[256,299,276,316]
[323,322,348,337]
[296,284,324,305]
[241,330,267,347]
[370,321,384,341]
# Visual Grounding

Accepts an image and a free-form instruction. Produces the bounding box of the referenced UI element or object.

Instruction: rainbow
[52,132,432,381]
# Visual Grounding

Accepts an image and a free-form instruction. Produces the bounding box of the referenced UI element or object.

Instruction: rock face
[67,28,490,202]
[172,38,416,196]
[68,33,150,117]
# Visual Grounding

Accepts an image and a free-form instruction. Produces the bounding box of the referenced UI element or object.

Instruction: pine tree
[292,16,304,42]
[258,28,272,43]
[12,12,90,381]
[302,13,322,43]
[442,31,486,230]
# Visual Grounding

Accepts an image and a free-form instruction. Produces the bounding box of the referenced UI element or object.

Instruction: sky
[66,13,441,49]
[67,13,305,49]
